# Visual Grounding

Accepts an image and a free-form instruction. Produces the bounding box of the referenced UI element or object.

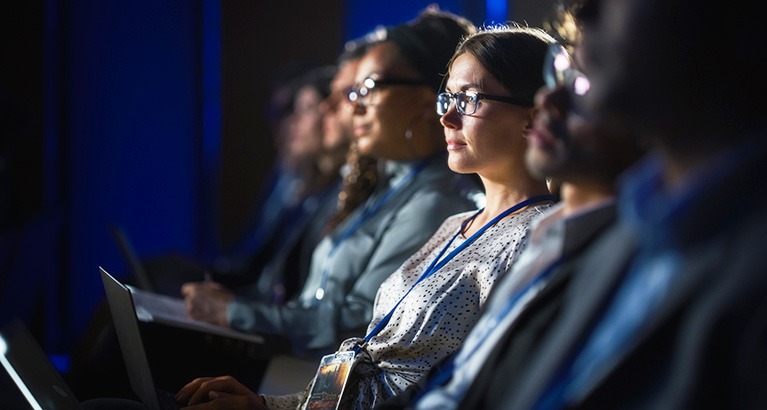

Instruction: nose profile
[440,102,461,129]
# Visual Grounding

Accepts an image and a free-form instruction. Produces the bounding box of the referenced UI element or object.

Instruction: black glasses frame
[436,91,531,116]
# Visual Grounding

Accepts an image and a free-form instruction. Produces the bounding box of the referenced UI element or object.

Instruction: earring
[405,128,413,140]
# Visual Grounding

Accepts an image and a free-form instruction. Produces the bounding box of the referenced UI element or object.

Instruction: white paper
[128,286,265,344]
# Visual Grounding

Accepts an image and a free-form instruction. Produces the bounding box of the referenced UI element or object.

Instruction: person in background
[375,1,648,408]
[486,0,767,408]
[173,17,558,409]
[178,39,375,332]
[225,49,371,306]
[67,63,344,401]
[323,140,379,236]
[180,6,483,363]
[117,63,340,299]
[181,44,377,397]
[182,37,382,314]
[211,64,341,302]
[318,47,377,232]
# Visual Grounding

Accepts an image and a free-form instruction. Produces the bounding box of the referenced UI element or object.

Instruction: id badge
[305,350,356,410]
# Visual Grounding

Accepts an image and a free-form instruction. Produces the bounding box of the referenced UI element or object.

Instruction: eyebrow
[444,82,482,93]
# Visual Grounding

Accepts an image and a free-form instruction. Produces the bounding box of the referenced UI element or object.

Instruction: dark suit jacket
[457,227,623,409]
[482,145,767,409]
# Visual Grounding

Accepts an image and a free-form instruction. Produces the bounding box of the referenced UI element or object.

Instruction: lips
[445,138,467,150]
[354,123,371,138]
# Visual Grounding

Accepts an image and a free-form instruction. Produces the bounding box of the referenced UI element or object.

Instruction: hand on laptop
[181,280,234,327]
[175,375,267,409]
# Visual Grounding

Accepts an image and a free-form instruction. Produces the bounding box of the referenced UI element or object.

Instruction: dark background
[0,0,554,371]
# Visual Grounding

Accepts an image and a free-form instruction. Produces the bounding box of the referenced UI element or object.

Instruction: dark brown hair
[376,6,477,93]
[447,26,554,106]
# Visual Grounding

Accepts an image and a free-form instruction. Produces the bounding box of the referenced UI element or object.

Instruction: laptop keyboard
[157,388,181,410]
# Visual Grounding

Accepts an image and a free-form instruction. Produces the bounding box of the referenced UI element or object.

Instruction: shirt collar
[527,199,616,259]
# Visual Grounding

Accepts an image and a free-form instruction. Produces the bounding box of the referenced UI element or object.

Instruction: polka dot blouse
[264,204,552,410]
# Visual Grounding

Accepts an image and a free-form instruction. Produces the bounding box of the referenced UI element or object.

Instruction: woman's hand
[176,375,267,409]
[180,281,234,327]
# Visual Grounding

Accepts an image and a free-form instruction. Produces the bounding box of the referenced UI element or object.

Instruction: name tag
[306,351,356,409]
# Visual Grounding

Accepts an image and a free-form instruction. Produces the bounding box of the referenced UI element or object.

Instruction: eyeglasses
[347,76,429,107]
[436,91,531,116]
[324,87,354,112]
[544,43,591,100]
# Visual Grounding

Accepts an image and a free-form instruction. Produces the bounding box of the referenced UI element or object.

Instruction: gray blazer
[228,156,482,358]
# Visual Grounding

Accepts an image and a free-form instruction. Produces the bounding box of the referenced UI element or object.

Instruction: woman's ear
[524,107,538,131]
[519,107,538,139]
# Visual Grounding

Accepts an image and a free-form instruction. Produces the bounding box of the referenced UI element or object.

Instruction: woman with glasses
[178,7,481,367]
[76,18,560,410]
[325,24,558,410]
[169,20,557,409]
[82,9,563,410]
[83,9,482,410]
[377,4,648,407]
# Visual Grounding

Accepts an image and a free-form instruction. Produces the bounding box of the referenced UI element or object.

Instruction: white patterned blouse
[264,203,552,410]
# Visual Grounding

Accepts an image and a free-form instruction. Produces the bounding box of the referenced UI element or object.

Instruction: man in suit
[486,0,767,408]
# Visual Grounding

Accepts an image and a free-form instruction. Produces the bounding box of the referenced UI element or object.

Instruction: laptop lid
[0,319,82,410]
[110,226,155,292]
[99,266,164,410]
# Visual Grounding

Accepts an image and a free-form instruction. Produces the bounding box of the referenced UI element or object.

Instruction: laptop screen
[100,266,163,410]
[0,319,82,410]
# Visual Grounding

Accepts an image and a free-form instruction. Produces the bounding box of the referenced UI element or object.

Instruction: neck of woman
[464,178,552,236]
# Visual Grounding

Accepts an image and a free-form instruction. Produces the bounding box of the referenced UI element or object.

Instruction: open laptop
[99,266,183,410]
[100,266,265,345]
[100,266,273,409]
[0,318,82,410]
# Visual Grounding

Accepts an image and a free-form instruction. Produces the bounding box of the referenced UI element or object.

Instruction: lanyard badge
[305,350,357,409]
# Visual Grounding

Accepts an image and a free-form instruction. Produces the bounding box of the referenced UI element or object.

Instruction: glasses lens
[571,72,590,97]
[348,84,369,105]
[459,92,482,115]
[348,88,359,103]
[436,93,451,115]
[542,44,594,118]
[544,43,571,89]
[348,78,378,106]
[435,92,481,115]
[568,71,593,118]
[553,53,572,85]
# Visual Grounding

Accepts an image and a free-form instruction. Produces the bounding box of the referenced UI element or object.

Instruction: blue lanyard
[413,255,565,400]
[354,194,557,353]
[314,159,431,301]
